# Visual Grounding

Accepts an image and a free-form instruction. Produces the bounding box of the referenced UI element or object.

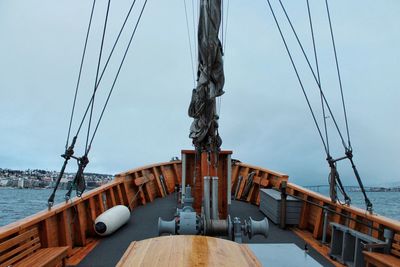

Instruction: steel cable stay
[265,0,372,211]
[323,0,371,211]
[48,0,147,208]
[294,0,353,207]
[304,0,347,204]
[65,0,112,202]
[264,0,329,156]
[73,0,139,140]
[325,0,351,150]
[275,3,362,208]
[49,0,139,208]
[305,0,330,156]
[70,0,149,200]
[183,0,197,87]
[276,0,348,152]
[48,0,97,208]
[269,0,336,201]
[87,0,149,152]
[221,0,224,49]
[85,0,111,156]
[65,0,97,152]
[192,0,198,62]
[304,0,349,205]
[223,0,230,53]
[216,1,222,123]
[217,0,231,118]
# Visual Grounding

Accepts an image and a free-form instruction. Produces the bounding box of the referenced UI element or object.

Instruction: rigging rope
[65,0,96,151]
[48,0,97,208]
[276,0,348,151]
[264,0,329,155]
[266,0,372,211]
[50,0,142,206]
[87,0,148,150]
[306,0,330,156]
[223,0,230,52]
[325,0,351,150]
[221,0,224,47]
[85,0,111,154]
[73,0,139,140]
[192,0,198,62]
[184,0,197,87]
[278,0,347,150]
[65,0,148,200]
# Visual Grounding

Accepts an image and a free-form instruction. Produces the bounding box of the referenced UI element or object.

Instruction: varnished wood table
[116,235,261,267]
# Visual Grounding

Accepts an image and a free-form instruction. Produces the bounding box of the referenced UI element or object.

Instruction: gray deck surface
[78,194,334,266]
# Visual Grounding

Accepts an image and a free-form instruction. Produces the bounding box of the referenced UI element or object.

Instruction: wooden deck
[78,194,333,266]
[1,157,399,266]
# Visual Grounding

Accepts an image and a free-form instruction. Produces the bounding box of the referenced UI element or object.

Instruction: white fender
[94,205,130,236]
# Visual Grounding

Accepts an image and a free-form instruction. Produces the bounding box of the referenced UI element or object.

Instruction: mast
[188,0,224,153]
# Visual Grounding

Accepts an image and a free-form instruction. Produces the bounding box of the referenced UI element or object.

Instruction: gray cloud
[0,0,399,187]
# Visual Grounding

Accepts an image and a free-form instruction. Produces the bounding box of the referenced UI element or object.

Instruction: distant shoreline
[0,167,113,189]
[304,185,400,193]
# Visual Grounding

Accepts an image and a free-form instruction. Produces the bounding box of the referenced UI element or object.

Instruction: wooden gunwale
[234,162,288,179]
[0,180,124,239]
[287,183,400,232]
[0,161,182,266]
[115,161,181,177]
[288,189,387,232]
[1,159,399,265]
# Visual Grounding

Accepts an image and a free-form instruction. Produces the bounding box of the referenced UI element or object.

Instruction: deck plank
[66,238,101,266]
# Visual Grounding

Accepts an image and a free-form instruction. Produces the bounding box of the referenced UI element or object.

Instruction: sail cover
[188,0,225,151]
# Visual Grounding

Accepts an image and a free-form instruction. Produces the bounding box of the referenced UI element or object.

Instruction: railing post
[227,154,232,206]
[181,153,186,204]
[383,228,394,254]
[322,206,328,244]
[280,181,287,229]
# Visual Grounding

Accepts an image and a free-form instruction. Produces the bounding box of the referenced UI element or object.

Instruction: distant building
[18,178,24,189]
[0,179,9,186]
[42,176,52,182]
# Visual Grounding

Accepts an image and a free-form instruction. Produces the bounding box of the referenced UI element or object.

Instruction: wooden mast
[185,0,227,218]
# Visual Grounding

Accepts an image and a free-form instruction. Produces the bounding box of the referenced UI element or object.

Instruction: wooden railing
[0,160,181,263]
[230,162,289,204]
[0,180,127,256]
[115,160,182,206]
[228,162,400,259]
[287,183,400,259]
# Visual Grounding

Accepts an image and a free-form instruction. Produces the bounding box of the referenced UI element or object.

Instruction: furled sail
[188,0,225,151]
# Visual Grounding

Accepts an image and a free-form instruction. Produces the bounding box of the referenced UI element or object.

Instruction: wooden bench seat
[0,227,68,267]
[363,251,400,267]
[14,247,68,267]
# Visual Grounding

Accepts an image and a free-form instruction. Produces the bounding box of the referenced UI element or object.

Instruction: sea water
[0,188,69,227]
[0,187,399,227]
[314,187,400,221]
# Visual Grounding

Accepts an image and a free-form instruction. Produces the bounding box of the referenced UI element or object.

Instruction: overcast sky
[0,0,399,186]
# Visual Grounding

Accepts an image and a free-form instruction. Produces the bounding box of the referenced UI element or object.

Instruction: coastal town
[0,168,113,189]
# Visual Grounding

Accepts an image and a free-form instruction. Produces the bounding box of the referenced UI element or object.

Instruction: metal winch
[158,177,269,243]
